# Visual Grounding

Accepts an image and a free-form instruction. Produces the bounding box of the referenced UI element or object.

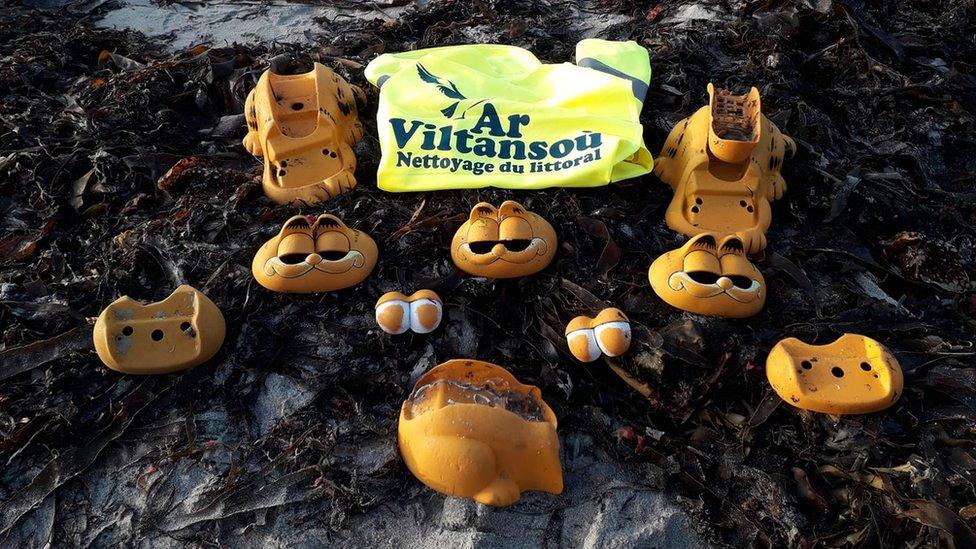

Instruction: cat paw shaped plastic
[398,359,563,507]
[93,285,225,375]
[451,200,557,279]
[649,233,765,318]
[565,308,632,362]
[252,214,377,293]
[243,63,366,205]
[375,290,443,334]
[766,334,903,414]
[653,84,795,254]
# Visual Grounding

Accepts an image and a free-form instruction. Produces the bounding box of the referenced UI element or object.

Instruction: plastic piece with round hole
[93,285,225,375]
[766,334,903,414]
[652,84,795,254]
[398,359,563,507]
[243,63,365,204]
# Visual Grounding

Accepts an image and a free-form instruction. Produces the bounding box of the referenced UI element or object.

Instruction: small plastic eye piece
[409,297,443,334]
[375,290,443,335]
[375,295,410,335]
[565,307,632,362]
[565,317,600,363]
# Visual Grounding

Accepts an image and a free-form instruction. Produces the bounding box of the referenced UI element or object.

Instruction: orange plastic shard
[243,63,365,205]
[252,213,377,293]
[565,308,632,362]
[93,285,225,375]
[653,84,795,254]
[451,201,557,279]
[649,233,766,318]
[766,334,903,414]
[398,359,563,507]
[375,290,443,334]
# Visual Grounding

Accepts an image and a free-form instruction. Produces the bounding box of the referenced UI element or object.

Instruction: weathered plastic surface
[565,308,632,362]
[766,334,903,414]
[252,214,377,293]
[375,290,443,334]
[93,285,225,374]
[398,359,563,507]
[649,233,766,318]
[451,201,557,279]
[653,84,795,254]
[243,63,365,204]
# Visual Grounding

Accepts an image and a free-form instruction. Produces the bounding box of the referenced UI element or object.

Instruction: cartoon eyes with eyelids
[565,308,632,362]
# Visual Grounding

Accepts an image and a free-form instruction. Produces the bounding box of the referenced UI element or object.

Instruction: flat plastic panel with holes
[93,285,225,374]
[766,334,903,414]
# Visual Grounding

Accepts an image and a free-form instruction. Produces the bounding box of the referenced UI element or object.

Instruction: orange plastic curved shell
[649,233,765,318]
[451,201,557,279]
[375,290,443,334]
[93,285,225,374]
[252,214,377,293]
[243,63,365,205]
[766,334,903,414]
[398,359,563,507]
[653,84,795,254]
[565,308,631,362]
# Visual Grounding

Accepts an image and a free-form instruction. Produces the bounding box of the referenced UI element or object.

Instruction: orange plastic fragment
[398,359,563,507]
[93,285,225,375]
[653,84,795,254]
[766,334,903,414]
[243,63,365,205]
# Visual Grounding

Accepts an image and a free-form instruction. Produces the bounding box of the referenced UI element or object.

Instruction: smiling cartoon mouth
[264,250,365,278]
[459,238,547,265]
[668,270,761,303]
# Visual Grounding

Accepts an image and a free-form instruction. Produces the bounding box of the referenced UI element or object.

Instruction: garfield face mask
[451,200,557,279]
[93,285,225,375]
[649,233,765,318]
[252,214,377,293]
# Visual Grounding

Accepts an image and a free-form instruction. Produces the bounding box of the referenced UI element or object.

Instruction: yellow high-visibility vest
[365,40,652,191]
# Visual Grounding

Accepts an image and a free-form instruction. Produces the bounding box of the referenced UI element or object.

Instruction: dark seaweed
[1,0,975,546]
